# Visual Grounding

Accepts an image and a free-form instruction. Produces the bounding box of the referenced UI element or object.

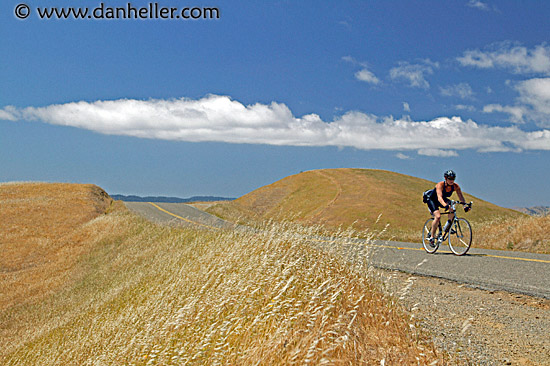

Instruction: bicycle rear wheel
[448,218,472,256]
[422,218,438,253]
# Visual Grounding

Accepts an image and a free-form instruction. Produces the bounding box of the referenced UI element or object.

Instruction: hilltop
[207,168,525,242]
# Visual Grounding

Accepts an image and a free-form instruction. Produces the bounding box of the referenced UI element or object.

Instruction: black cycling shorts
[427,198,448,213]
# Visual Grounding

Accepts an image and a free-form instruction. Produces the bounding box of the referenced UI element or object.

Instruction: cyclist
[424,170,471,247]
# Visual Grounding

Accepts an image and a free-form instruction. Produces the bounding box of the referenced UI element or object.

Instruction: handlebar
[445,200,473,212]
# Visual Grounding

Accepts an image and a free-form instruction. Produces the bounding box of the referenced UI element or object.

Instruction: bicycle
[421,200,473,256]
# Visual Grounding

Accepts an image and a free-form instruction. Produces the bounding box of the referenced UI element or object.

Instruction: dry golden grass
[1,183,444,365]
[207,168,526,247]
[475,214,550,253]
[0,182,112,311]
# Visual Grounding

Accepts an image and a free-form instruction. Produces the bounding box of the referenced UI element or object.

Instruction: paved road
[125,202,235,229]
[338,240,550,299]
[125,202,550,299]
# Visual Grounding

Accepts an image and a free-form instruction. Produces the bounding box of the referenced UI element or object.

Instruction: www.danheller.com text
[22,2,220,20]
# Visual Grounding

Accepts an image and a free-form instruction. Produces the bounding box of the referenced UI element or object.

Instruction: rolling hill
[511,206,550,216]
[0,182,113,311]
[206,168,525,241]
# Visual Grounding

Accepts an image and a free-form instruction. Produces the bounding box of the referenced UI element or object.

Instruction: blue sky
[1,1,550,207]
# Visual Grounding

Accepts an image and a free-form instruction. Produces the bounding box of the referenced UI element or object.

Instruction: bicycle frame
[436,200,467,236]
[435,214,455,243]
[437,206,459,241]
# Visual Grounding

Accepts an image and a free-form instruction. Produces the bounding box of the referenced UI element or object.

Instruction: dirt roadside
[382,270,550,365]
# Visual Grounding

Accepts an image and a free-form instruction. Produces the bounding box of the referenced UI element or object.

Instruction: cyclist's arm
[436,182,447,207]
[455,184,466,204]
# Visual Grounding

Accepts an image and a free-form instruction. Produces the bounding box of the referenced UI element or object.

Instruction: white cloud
[355,69,380,84]
[0,106,17,121]
[482,78,550,126]
[418,149,459,157]
[2,95,550,153]
[440,83,475,99]
[403,102,411,112]
[458,43,550,75]
[389,60,437,89]
[516,78,550,117]
[341,56,355,64]
[483,104,527,124]
[396,153,412,160]
[520,130,550,150]
[466,0,490,11]
[455,104,476,112]
[343,56,380,84]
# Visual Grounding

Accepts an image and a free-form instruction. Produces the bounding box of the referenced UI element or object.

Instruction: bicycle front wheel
[422,218,438,254]
[448,218,472,256]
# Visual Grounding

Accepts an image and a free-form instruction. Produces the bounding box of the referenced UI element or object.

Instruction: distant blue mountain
[110,194,235,203]
[511,206,550,217]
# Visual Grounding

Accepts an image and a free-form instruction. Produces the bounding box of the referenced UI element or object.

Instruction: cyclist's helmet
[444,170,456,180]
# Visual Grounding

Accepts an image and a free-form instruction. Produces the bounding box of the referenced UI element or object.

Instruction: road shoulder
[381,270,550,365]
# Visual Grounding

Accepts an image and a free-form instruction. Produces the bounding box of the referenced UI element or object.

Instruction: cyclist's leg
[431,209,441,237]
[440,199,453,231]
[446,211,455,231]
[426,199,440,237]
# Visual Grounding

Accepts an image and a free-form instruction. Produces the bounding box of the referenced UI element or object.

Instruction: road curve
[125,202,550,299]
[125,201,235,229]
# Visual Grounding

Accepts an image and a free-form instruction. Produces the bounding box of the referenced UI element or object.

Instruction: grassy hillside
[0,182,112,311]
[207,168,526,244]
[475,215,550,253]
[0,182,442,364]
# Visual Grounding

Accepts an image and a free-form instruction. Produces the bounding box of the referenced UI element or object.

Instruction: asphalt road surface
[125,202,550,299]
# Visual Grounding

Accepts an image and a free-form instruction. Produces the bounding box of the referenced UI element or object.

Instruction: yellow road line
[482,254,550,263]
[311,238,444,253]
[147,203,550,264]
[148,202,220,230]
[310,238,550,263]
